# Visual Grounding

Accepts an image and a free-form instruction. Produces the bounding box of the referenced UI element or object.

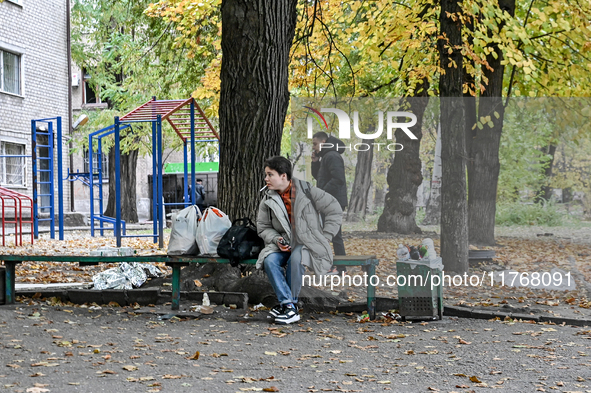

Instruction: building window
[0,49,22,95]
[83,69,101,104]
[84,149,109,180]
[0,141,26,186]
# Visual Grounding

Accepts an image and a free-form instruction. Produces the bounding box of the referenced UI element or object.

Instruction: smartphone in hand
[278,237,291,251]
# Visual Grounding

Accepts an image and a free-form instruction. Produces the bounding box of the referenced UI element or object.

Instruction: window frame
[82,68,102,105]
[0,139,27,188]
[0,42,25,97]
[83,148,109,181]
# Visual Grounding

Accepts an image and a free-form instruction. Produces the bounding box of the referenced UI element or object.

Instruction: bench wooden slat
[333,255,376,261]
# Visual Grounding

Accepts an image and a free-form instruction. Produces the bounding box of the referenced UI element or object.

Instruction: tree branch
[505,0,536,107]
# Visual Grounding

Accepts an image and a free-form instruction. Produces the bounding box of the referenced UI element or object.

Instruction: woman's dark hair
[264,156,292,180]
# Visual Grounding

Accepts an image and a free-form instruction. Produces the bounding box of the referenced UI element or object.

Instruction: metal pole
[171,264,181,310]
[157,115,164,249]
[114,117,121,248]
[48,122,55,239]
[183,141,188,207]
[89,133,94,237]
[367,261,377,320]
[4,262,15,304]
[190,101,196,204]
[57,117,64,240]
[98,139,104,236]
[31,120,38,239]
[66,0,75,213]
[151,121,157,244]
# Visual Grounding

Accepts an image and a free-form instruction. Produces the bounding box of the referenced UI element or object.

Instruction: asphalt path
[1,304,591,393]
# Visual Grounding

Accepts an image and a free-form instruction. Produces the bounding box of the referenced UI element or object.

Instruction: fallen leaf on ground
[97,370,117,375]
[26,388,50,393]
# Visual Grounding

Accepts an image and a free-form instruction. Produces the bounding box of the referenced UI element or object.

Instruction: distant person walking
[195,179,206,212]
[311,132,347,273]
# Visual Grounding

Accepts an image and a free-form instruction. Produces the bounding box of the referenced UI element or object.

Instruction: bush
[495,201,563,226]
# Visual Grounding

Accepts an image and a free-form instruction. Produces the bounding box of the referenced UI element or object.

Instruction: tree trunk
[438,0,468,273]
[377,95,429,234]
[534,144,557,204]
[423,124,442,225]
[347,139,374,222]
[104,146,139,222]
[218,0,298,220]
[467,0,515,246]
[373,157,390,213]
[563,187,572,203]
[467,97,504,245]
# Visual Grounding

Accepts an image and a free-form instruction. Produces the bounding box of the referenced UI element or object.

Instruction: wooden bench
[165,255,379,318]
[1,254,379,319]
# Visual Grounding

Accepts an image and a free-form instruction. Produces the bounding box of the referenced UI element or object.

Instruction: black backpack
[217,218,264,267]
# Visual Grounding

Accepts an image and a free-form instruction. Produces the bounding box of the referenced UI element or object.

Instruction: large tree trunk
[534,144,558,204]
[347,139,374,222]
[104,146,139,222]
[468,97,504,245]
[423,124,442,225]
[467,0,515,246]
[438,0,468,273]
[218,0,297,220]
[377,95,429,234]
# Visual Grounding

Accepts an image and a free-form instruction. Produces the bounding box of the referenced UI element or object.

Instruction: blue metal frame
[114,101,199,249]
[115,111,167,248]
[88,123,131,240]
[31,117,64,240]
[190,101,196,205]
[85,98,215,248]
[157,115,164,249]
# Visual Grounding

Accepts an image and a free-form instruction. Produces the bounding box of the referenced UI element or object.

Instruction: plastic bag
[92,262,164,290]
[195,207,232,255]
[167,205,201,255]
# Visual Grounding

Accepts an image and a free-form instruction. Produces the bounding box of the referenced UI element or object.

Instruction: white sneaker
[274,306,300,325]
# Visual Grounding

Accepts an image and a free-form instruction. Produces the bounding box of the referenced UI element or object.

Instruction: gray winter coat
[311,136,348,208]
[256,177,342,275]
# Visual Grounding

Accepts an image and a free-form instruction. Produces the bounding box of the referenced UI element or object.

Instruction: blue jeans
[263,245,305,306]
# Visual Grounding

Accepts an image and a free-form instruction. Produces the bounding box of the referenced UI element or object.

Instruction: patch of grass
[495,201,565,226]
[342,212,381,232]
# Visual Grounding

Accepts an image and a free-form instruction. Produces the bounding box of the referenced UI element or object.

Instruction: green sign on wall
[163,162,219,173]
